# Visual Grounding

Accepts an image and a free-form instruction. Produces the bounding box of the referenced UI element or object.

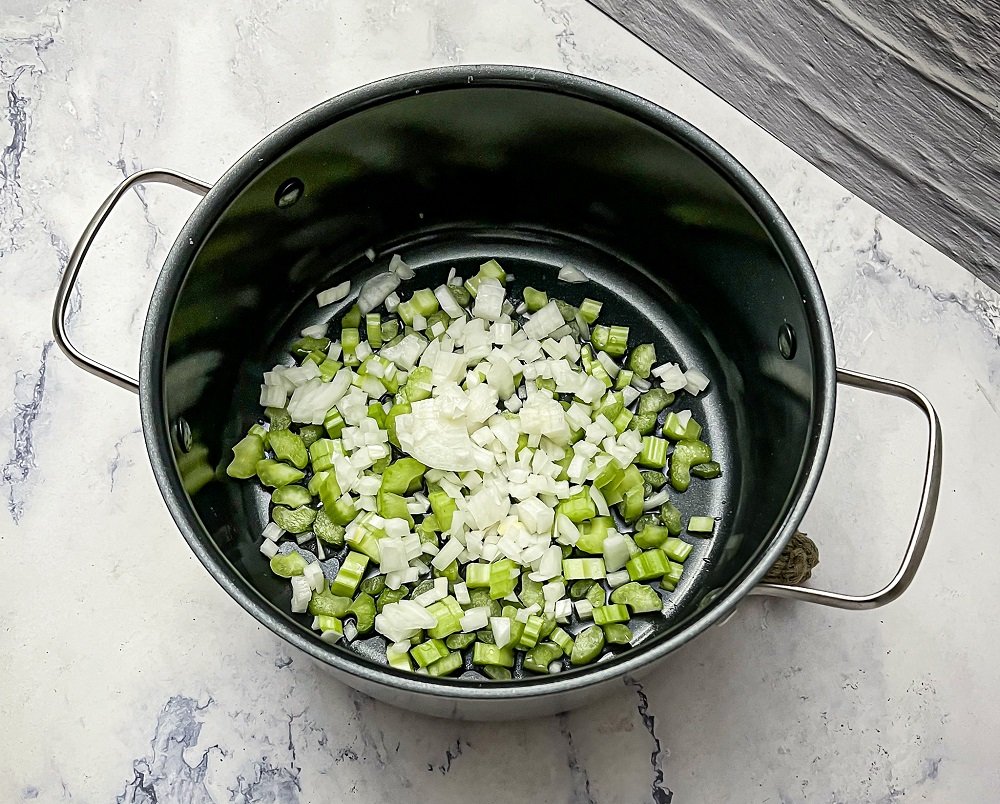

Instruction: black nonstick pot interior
[146,67,833,688]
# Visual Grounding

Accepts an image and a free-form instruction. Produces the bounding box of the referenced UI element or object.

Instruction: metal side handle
[751,367,943,610]
[52,168,212,393]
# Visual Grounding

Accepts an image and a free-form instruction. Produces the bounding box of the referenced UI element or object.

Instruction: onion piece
[358,272,401,314]
[316,280,350,307]
[558,263,587,283]
[389,253,416,279]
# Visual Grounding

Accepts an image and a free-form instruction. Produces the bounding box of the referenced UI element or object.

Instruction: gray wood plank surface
[588,0,999,288]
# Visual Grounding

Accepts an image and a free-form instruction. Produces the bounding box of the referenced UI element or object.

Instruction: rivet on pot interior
[778,323,797,360]
[275,178,304,208]
[174,417,192,453]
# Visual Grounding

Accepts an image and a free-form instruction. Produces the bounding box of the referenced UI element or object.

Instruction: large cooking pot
[53,66,941,719]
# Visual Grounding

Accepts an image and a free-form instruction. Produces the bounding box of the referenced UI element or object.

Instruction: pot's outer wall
[140,66,836,718]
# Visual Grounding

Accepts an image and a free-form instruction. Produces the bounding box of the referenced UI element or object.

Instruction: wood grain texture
[589,0,1000,287]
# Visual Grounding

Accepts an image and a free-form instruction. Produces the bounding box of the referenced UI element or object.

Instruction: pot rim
[140,64,836,701]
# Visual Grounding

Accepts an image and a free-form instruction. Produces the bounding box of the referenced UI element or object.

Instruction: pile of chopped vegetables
[227,256,721,679]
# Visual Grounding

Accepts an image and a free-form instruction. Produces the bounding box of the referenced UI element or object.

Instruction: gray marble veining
[1,1,998,802]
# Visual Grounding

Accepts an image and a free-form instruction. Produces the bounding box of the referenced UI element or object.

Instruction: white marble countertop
[2,1,998,801]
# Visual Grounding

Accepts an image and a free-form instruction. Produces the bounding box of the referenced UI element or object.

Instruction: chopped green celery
[634,513,660,533]
[593,461,624,490]
[269,551,307,577]
[482,665,512,680]
[348,592,376,633]
[691,461,722,479]
[272,484,312,508]
[535,377,557,393]
[519,576,545,609]
[308,470,329,496]
[360,407,384,435]
[303,349,326,366]
[523,286,548,312]
[380,458,426,495]
[556,489,597,524]
[318,358,342,381]
[299,425,325,447]
[318,472,343,512]
[290,336,331,359]
[602,624,633,644]
[569,625,605,666]
[626,548,670,581]
[578,298,603,324]
[376,586,407,612]
[448,284,471,307]
[256,459,305,488]
[591,324,629,357]
[549,627,574,655]
[478,258,507,284]
[387,649,413,672]
[576,517,613,554]
[330,551,368,596]
[580,345,595,373]
[688,515,716,534]
[662,411,703,441]
[637,436,669,469]
[428,489,457,531]
[627,343,657,378]
[598,392,624,422]
[518,615,544,649]
[588,363,613,389]
[411,288,439,317]
[614,368,634,391]
[411,638,449,668]
[340,303,362,328]
[489,558,519,600]
[465,563,492,589]
[502,605,526,647]
[411,579,436,598]
[425,310,451,334]
[427,651,463,677]
[432,558,459,583]
[554,299,577,323]
[341,327,360,358]
[249,422,268,440]
[268,429,308,469]
[585,583,606,608]
[593,604,630,625]
[384,401,411,448]
[313,614,342,633]
[634,524,670,549]
[661,561,685,591]
[381,319,399,342]
[610,582,662,613]
[562,557,607,579]
[396,300,416,325]
[403,366,433,402]
[663,537,693,563]
[554,452,574,482]
[569,580,595,599]
[641,470,667,490]
[638,388,674,415]
[365,313,383,347]
[446,632,477,650]
[469,588,502,618]
[620,485,644,523]
[659,502,683,536]
[266,407,292,431]
[523,642,562,673]
[472,642,515,668]
[612,408,633,435]
[360,575,386,596]
[426,597,464,638]
[669,439,713,492]
[328,494,358,526]
[272,505,317,534]
[323,409,345,438]
[309,439,338,472]
[346,522,382,562]
[308,588,352,617]
[227,434,264,479]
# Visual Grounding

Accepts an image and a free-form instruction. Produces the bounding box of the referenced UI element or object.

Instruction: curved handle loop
[52,168,211,393]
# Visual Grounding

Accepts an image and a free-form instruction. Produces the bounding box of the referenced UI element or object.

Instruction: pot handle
[751,367,943,610]
[52,168,212,393]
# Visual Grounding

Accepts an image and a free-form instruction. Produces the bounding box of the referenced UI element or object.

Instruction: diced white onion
[316,281,351,307]
[558,264,587,283]
[358,272,401,314]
